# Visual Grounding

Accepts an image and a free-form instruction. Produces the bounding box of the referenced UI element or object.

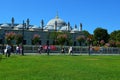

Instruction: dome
[16,24,23,28]
[71,28,79,33]
[72,28,79,32]
[46,15,66,30]
[1,23,9,27]
[60,26,67,31]
[32,25,39,29]
[45,26,54,30]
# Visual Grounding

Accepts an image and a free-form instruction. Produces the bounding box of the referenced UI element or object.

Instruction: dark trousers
[6,50,11,57]
[47,49,50,55]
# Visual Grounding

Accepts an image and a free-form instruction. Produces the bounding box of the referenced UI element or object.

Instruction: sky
[0,0,120,34]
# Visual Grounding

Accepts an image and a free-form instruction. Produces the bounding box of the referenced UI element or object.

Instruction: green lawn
[0,55,120,80]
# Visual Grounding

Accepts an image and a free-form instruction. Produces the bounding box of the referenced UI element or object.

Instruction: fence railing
[0,45,120,54]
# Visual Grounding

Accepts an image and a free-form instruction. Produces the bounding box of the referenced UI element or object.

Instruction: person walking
[5,44,11,57]
[61,47,65,54]
[47,45,50,55]
[16,45,20,54]
[38,45,43,54]
[68,46,73,55]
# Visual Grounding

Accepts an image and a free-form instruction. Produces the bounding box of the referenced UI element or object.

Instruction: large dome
[1,23,9,27]
[46,15,66,30]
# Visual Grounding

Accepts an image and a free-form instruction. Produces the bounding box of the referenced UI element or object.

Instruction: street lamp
[22,20,25,55]
[2,30,6,55]
[88,39,91,56]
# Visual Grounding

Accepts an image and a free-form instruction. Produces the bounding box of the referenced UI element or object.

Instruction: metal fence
[22,45,120,54]
[0,45,120,54]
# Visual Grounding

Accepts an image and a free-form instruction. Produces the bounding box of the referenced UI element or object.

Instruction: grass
[0,54,120,80]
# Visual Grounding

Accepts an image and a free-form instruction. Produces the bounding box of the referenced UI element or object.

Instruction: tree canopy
[93,27,109,43]
[82,30,90,37]
[110,30,120,42]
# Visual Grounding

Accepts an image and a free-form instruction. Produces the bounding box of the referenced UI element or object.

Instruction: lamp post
[88,39,91,56]
[41,19,44,31]
[22,21,25,55]
[2,30,6,55]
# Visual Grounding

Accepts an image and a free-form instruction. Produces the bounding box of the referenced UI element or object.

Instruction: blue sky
[0,0,120,34]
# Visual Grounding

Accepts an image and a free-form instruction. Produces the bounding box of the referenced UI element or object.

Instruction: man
[69,46,73,55]
[47,45,50,55]
[5,44,11,57]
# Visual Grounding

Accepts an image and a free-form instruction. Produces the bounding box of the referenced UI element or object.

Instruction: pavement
[0,52,120,56]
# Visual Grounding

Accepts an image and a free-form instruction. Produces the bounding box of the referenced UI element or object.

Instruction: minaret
[67,22,70,31]
[55,11,59,19]
[75,24,77,28]
[41,19,44,31]
[24,22,26,29]
[11,17,14,28]
[80,23,82,31]
[54,21,57,31]
[26,18,30,29]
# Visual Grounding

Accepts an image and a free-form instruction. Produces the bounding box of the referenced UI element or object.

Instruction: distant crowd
[1,44,73,57]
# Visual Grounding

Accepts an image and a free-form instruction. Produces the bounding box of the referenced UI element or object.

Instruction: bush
[116,42,120,47]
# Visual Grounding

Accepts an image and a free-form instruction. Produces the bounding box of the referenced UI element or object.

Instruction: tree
[5,32,16,44]
[64,32,72,46]
[76,35,85,46]
[116,41,120,47]
[110,30,120,41]
[82,30,90,37]
[116,32,120,42]
[86,35,93,46]
[110,31,117,41]
[109,40,116,47]
[57,34,67,46]
[100,40,105,46]
[109,30,120,47]
[15,34,22,45]
[49,31,60,45]
[50,31,72,45]
[93,27,109,43]
[32,34,40,45]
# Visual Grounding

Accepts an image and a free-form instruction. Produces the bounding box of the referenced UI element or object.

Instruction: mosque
[0,15,84,46]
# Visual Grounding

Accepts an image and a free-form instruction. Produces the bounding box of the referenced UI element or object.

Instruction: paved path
[1,52,120,56]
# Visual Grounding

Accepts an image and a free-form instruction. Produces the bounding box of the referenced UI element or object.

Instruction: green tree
[15,34,22,45]
[50,31,72,45]
[5,32,16,44]
[116,32,120,42]
[49,31,60,45]
[109,30,120,47]
[76,35,85,46]
[100,40,105,46]
[93,27,109,43]
[116,41,120,47]
[65,32,72,46]
[109,30,120,41]
[82,30,90,37]
[32,34,40,45]
[86,35,93,46]
[57,33,67,46]
[109,40,116,47]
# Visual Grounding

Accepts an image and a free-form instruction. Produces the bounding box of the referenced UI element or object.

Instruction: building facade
[0,15,85,46]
